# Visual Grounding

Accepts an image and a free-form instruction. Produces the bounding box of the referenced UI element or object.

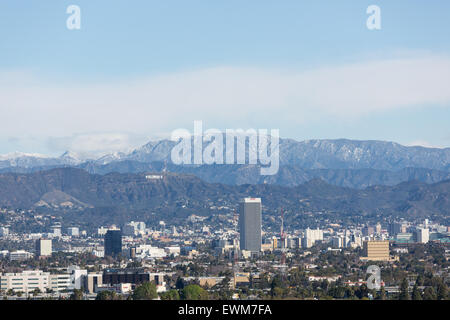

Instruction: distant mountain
[76,161,450,189]
[279,139,450,171]
[0,138,449,189]
[0,151,86,169]
[0,168,448,228]
[95,138,450,171]
[123,140,175,163]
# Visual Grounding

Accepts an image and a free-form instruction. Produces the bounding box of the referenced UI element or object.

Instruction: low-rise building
[0,270,72,293]
[9,250,33,261]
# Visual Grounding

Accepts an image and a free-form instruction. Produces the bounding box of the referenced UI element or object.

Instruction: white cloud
[405,140,446,149]
[46,133,149,159]
[1,54,450,154]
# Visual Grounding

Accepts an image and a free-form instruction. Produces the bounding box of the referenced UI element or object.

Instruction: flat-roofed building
[0,270,49,294]
[49,274,72,292]
[416,228,429,244]
[361,240,391,261]
[9,250,33,261]
[239,198,262,253]
[0,270,79,294]
[82,273,103,294]
[104,229,122,257]
[102,269,165,286]
[36,238,52,257]
[67,227,79,237]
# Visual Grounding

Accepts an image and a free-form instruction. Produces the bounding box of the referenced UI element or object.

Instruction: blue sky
[0,1,450,156]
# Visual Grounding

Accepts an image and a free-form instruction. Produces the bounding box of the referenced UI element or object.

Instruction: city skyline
[0,0,448,305]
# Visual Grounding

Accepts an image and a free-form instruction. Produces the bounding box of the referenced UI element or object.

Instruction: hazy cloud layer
[1,55,450,154]
[46,133,150,159]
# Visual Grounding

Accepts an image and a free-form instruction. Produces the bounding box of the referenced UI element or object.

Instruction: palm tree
[398,278,410,300]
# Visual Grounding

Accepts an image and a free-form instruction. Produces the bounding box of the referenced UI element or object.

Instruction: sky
[0,0,450,157]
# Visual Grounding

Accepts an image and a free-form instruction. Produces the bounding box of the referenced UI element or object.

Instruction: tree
[437,283,448,300]
[70,289,84,300]
[398,278,410,300]
[355,284,369,299]
[182,284,209,300]
[96,290,118,300]
[320,279,329,291]
[32,288,41,297]
[271,287,284,299]
[160,289,180,300]
[377,286,387,300]
[176,277,185,289]
[270,275,285,298]
[423,287,437,300]
[132,282,158,300]
[412,284,422,300]
[415,274,424,286]
[344,286,355,299]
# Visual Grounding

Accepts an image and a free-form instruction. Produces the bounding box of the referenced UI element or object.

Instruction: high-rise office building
[416,228,429,243]
[362,240,390,261]
[36,238,52,257]
[239,198,262,253]
[389,222,407,237]
[67,227,80,237]
[51,225,62,237]
[362,226,375,237]
[104,229,122,257]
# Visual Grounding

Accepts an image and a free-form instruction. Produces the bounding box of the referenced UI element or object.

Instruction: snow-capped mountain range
[2,138,449,170]
[0,138,449,189]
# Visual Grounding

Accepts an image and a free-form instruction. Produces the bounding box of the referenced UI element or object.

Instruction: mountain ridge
[0,167,448,228]
[0,138,449,189]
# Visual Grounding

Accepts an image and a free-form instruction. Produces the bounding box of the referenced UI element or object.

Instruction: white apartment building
[49,274,72,292]
[416,228,430,243]
[36,238,52,257]
[68,266,88,290]
[132,245,167,259]
[0,270,49,293]
[164,246,181,256]
[302,228,324,248]
[0,270,77,294]
[67,227,80,237]
[9,250,33,261]
[51,226,62,238]
[97,226,109,236]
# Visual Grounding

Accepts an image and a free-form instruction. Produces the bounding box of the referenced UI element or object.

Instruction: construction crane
[280,209,288,276]
[233,210,240,275]
[280,209,286,265]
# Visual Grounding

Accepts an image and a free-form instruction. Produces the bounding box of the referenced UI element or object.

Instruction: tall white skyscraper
[36,238,52,257]
[239,198,262,253]
[67,227,79,237]
[416,228,429,244]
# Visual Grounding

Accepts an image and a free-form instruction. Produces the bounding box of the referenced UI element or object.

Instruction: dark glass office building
[103,268,149,285]
[239,198,262,253]
[104,229,122,257]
